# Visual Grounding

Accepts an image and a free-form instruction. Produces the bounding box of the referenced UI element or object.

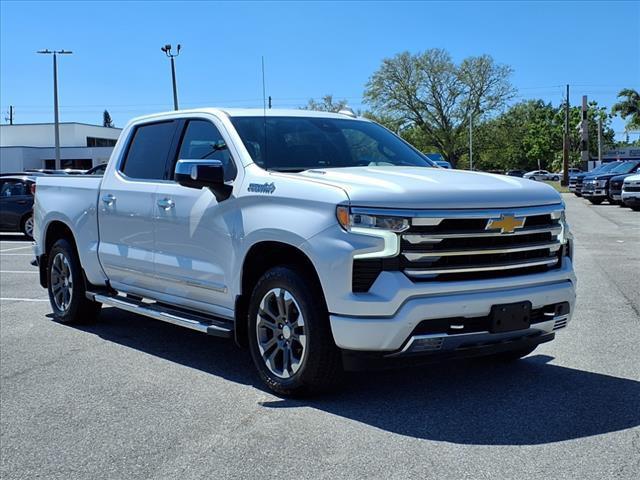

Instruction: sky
[1,1,639,140]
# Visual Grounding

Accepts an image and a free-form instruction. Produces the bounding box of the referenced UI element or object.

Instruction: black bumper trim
[341,332,555,371]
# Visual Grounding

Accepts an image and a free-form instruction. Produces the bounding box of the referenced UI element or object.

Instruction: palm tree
[611,89,640,130]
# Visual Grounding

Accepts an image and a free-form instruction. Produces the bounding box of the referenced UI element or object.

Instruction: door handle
[102,194,116,206]
[157,198,175,210]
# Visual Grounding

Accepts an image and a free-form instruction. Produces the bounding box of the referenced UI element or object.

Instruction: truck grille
[400,208,563,282]
[624,185,640,192]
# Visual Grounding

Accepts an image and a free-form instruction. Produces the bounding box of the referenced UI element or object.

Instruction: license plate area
[490,301,532,333]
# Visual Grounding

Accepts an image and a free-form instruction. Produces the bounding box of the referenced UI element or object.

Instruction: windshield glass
[229,116,434,171]
[610,160,639,174]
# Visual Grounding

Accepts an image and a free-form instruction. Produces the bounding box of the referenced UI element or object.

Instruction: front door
[0,179,32,232]
[98,120,178,292]
[153,118,239,313]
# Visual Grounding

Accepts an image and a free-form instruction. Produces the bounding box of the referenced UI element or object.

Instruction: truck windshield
[229,116,434,172]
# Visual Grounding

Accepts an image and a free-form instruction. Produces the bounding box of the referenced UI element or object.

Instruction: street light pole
[37,49,72,170]
[161,44,181,110]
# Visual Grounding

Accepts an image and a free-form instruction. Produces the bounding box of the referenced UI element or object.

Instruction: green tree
[102,109,114,128]
[301,95,349,113]
[463,100,614,172]
[363,49,515,166]
[611,88,640,131]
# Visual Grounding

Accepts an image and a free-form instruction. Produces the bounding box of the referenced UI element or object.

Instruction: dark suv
[570,162,622,196]
[582,160,640,204]
[0,174,36,238]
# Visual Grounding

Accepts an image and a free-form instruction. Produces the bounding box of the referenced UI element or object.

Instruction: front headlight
[336,206,409,232]
[336,206,409,259]
[597,180,608,187]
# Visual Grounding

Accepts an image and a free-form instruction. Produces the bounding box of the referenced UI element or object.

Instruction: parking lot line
[0,270,38,274]
[0,298,49,302]
[0,253,33,256]
[0,246,33,253]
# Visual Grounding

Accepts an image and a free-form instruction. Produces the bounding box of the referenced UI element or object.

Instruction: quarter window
[121,121,176,180]
[177,120,237,181]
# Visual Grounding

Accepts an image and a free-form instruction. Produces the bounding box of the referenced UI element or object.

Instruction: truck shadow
[75,307,640,446]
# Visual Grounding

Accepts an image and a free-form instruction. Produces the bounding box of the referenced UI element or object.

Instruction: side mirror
[174,159,232,200]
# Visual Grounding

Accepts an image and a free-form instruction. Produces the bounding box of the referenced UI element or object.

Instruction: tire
[588,198,604,205]
[487,345,538,362]
[21,214,34,239]
[47,239,101,324]
[552,176,559,181]
[631,206,640,212]
[574,192,582,197]
[247,266,343,396]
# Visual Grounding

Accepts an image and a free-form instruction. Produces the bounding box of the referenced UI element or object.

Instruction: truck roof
[128,107,366,125]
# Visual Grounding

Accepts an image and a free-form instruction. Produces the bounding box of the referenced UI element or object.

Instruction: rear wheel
[21,214,34,239]
[47,239,101,324]
[247,266,342,396]
[552,176,559,181]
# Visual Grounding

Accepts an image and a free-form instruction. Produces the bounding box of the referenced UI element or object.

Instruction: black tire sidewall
[247,266,336,394]
[47,239,86,323]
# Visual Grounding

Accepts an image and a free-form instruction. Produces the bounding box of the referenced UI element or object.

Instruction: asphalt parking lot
[1,194,639,480]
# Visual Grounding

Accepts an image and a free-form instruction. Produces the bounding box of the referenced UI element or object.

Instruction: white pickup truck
[34,108,576,395]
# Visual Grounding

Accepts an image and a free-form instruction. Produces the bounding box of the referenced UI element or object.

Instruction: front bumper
[329,273,575,352]
[622,191,640,205]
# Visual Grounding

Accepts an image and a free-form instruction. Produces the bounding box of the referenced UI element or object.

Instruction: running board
[86,292,233,338]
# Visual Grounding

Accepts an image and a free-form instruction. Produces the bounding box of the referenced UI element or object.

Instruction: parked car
[570,162,622,196]
[34,108,576,396]
[557,168,581,176]
[524,170,559,181]
[505,169,526,177]
[608,172,638,205]
[434,160,452,169]
[582,160,640,204]
[0,174,36,238]
[621,173,640,210]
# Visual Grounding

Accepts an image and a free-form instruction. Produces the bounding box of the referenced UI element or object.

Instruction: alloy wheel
[50,252,73,311]
[256,288,307,379]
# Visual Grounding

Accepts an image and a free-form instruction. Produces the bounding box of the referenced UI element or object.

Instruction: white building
[0,122,122,173]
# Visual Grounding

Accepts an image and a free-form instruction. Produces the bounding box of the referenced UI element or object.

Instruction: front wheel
[248,266,342,396]
[588,198,604,205]
[47,239,101,324]
[552,176,560,181]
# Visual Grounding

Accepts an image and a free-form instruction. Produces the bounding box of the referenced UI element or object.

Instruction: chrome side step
[86,292,233,338]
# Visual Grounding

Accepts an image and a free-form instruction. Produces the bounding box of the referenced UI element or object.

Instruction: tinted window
[177,120,237,181]
[121,121,176,180]
[230,116,433,171]
[0,181,27,197]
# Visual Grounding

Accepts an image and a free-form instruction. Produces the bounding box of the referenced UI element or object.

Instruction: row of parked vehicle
[0,165,106,238]
[569,160,640,210]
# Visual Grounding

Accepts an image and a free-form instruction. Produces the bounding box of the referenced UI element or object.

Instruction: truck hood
[298,167,562,209]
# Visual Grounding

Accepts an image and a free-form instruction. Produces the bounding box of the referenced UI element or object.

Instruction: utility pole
[469,113,473,171]
[6,106,14,125]
[37,49,72,170]
[562,84,570,186]
[597,115,602,167]
[161,44,181,110]
[580,95,589,171]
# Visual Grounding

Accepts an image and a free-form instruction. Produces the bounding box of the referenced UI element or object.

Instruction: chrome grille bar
[403,225,561,244]
[403,241,561,261]
[404,258,559,277]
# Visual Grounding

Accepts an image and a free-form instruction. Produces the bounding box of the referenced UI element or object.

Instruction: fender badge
[248,182,276,194]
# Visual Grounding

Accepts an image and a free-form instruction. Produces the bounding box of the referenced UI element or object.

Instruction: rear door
[0,179,32,231]
[98,120,179,293]
[152,117,239,312]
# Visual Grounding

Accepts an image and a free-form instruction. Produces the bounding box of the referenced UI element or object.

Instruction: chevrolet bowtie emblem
[486,214,525,234]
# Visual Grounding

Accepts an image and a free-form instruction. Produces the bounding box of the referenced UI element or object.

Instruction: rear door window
[121,121,177,180]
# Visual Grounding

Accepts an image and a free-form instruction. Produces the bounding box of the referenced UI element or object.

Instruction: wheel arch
[39,220,79,288]
[234,240,326,348]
